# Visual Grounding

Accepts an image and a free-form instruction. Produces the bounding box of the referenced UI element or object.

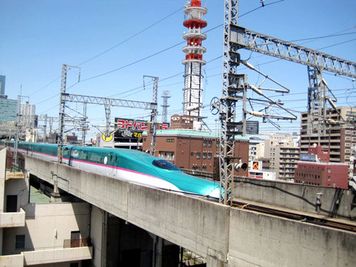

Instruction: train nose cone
[209,187,221,199]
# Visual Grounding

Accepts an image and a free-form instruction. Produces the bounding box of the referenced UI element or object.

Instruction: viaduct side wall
[234,178,356,219]
[25,156,230,262]
[229,208,356,267]
[25,156,356,267]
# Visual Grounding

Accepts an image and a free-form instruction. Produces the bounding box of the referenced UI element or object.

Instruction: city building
[295,146,349,189]
[261,133,300,180]
[20,101,37,129]
[0,97,17,123]
[142,129,249,179]
[248,169,276,180]
[0,149,92,266]
[0,77,18,138]
[300,107,356,163]
[275,145,300,181]
[248,136,264,166]
[0,75,16,122]
[0,75,5,96]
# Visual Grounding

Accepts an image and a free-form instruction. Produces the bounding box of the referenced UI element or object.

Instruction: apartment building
[300,107,356,163]
[0,149,93,266]
[262,133,300,180]
[275,146,300,181]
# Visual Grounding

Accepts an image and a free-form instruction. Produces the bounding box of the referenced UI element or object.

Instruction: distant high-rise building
[262,133,300,180]
[0,96,17,137]
[21,101,37,129]
[0,75,5,96]
[300,107,356,163]
[0,98,17,122]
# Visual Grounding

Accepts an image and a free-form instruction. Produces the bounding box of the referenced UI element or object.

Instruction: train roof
[69,145,156,160]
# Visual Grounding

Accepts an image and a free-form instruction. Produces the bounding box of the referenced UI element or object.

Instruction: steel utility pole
[57,64,68,163]
[14,95,22,169]
[58,64,81,163]
[218,0,242,205]
[143,75,159,155]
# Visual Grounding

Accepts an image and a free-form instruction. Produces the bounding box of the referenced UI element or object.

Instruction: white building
[0,149,93,266]
[262,133,300,180]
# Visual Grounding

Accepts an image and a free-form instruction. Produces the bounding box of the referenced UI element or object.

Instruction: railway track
[232,200,356,233]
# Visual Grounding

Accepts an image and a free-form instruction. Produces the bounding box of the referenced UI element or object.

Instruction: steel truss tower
[219,0,242,205]
[219,1,355,204]
[182,0,207,119]
[143,75,159,155]
[57,64,158,163]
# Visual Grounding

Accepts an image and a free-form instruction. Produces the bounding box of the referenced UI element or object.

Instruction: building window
[166,138,174,143]
[207,153,212,159]
[203,153,207,159]
[190,152,194,157]
[196,152,201,159]
[15,235,25,249]
[158,151,174,161]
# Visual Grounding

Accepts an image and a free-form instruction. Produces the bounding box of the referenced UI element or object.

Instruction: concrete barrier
[25,156,230,262]
[25,157,356,267]
[228,208,356,267]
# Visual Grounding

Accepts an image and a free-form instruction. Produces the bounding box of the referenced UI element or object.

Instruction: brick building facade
[142,129,249,179]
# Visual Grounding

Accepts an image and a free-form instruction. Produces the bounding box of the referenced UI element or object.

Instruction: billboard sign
[300,153,317,162]
[115,118,169,131]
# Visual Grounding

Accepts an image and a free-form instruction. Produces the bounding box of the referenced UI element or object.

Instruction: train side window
[89,153,101,163]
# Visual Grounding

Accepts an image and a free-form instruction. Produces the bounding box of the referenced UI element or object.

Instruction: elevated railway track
[232,199,356,233]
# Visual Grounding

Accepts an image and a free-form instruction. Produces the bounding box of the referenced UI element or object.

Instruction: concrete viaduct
[25,155,356,267]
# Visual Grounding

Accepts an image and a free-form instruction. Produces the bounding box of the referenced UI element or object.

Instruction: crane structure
[182,0,207,120]
[218,0,356,205]
[57,64,158,163]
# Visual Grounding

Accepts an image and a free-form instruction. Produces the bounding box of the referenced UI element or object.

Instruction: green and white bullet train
[9,142,221,199]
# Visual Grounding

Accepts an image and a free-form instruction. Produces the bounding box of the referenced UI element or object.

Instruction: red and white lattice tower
[182,0,207,120]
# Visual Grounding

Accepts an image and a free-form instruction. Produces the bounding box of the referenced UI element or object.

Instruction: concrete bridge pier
[206,256,227,267]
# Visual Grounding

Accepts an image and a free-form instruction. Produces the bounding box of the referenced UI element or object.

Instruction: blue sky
[1,0,355,136]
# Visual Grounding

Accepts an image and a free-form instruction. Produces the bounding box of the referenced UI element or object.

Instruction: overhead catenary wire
[32,2,343,103]
[78,1,286,84]
[28,7,183,99]
[33,1,354,130]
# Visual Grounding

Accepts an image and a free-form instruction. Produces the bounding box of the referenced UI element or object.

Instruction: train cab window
[152,160,179,171]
